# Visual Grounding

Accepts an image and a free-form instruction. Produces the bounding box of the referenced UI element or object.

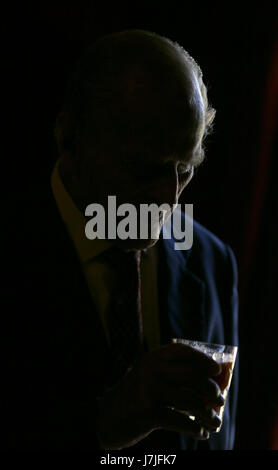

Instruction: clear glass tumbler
[172,338,238,432]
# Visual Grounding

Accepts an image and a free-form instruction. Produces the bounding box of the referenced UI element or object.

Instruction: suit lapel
[157,232,206,345]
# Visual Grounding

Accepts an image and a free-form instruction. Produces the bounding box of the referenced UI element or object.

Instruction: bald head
[56,29,215,165]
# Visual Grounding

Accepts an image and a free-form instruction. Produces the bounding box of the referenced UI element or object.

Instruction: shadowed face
[59,47,206,250]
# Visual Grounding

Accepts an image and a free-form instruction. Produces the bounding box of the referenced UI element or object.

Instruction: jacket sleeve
[223,243,239,449]
[194,242,239,451]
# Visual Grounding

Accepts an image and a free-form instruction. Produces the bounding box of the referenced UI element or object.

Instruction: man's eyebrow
[190,148,205,167]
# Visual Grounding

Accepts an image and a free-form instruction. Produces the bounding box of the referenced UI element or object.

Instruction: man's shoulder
[192,218,228,255]
[189,216,237,282]
[161,209,237,276]
[167,208,231,256]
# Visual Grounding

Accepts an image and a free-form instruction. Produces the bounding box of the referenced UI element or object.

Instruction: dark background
[2,2,278,449]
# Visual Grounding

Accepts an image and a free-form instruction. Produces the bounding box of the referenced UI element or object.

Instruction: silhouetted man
[3,30,238,450]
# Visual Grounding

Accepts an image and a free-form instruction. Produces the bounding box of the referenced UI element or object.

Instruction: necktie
[97,246,145,383]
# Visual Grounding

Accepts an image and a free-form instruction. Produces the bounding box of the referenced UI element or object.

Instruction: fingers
[157,343,221,377]
[155,362,224,407]
[191,377,224,407]
[156,407,211,440]
[158,384,222,431]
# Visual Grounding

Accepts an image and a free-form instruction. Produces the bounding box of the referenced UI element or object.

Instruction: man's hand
[95,343,224,449]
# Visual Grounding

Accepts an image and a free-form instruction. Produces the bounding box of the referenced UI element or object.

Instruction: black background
[2,2,278,449]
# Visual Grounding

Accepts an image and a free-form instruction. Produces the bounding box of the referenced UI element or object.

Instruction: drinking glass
[172,338,238,432]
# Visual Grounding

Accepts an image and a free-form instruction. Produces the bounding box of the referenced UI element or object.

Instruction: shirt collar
[50,158,114,263]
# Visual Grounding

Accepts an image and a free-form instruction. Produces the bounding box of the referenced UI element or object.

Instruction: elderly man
[3,30,238,450]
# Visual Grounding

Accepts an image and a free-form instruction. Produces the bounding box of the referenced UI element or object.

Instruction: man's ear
[54,111,76,156]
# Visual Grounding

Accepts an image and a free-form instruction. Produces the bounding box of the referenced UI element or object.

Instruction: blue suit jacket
[2,188,238,450]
